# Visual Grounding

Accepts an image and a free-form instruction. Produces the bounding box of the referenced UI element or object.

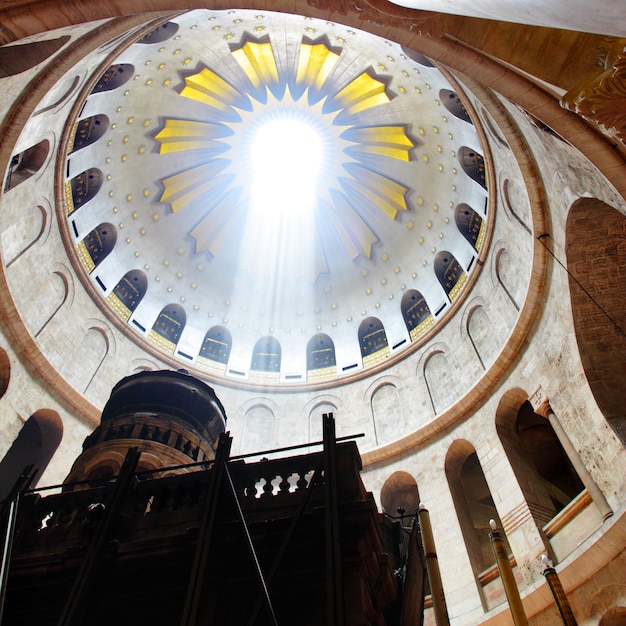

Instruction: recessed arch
[0,36,70,77]
[251,336,281,373]
[3,139,50,192]
[4,204,48,268]
[199,326,232,365]
[137,22,180,44]
[380,471,420,516]
[306,333,336,381]
[566,198,626,444]
[0,347,10,400]
[0,409,63,499]
[455,203,485,251]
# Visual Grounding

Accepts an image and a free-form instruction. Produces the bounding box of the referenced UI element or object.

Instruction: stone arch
[423,347,458,414]
[380,471,420,516]
[0,409,63,499]
[0,347,10,400]
[308,399,339,443]
[72,325,111,394]
[566,198,626,444]
[466,304,498,370]
[479,107,509,148]
[34,74,81,116]
[494,247,521,311]
[501,177,532,234]
[3,139,50,192]
[600,607,626,626]
[34,269,72,338]
[241,403,275,455]
[4,204,49,268]
[371,381,402,446]
[0,36,70,77]
[445,439,510,602]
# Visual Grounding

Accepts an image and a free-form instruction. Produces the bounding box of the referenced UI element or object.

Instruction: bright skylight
[251,117,324,217]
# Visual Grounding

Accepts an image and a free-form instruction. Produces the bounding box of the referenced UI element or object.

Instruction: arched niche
[308,400,338,442]
[34,74,81,116]
[401,289,433,341]
[138,22,180,44]
[34,269,72,339]
[445,440,511,601]
[0,36,70,77]
[0,409,63,499]
[4,204,48,268]
[78,223,116,274]
[90,63,134,94]
[69,114,109,153]
[371,382,402,446]
[148,304,186,355]
[108,269,147,321]
[3,139,50,192]
[496,390,584,528]
[358,317,389,367]
[380,471,420,516]
[67,168,103,215]
[241,403,275,455]
[0,347,10,400]
[495,248,521,311]
[251,336,281,373]
[458,146,487,190]
[440,89,472,124]
[199,326,232,365]
[565,198,626,444]
[72,326,111,394]
[502,178,532,234]
[306,333,336,382]
[480,107,509,148]
[423,349,458,414]
[600,606,626,625]
[455,203,485,251]
[466,304,498,370]
[434,251,466,301]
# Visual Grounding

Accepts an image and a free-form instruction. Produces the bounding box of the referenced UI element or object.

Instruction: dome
[60,9,490,389]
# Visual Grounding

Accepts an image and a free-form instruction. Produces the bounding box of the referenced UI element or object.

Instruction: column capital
[528,386,553,419]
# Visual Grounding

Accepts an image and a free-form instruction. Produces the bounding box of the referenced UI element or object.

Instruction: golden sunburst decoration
[154,36,418,282]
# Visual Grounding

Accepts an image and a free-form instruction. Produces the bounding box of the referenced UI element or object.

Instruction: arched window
[148,304,186,354]
[458,146,487,190]
[77,223,116,274]
[69,114,109,153]
[199,326,232,365]
[358,317,389,367]
[306,333,336,381]
[66,168,103,215]
[434,251,466,301]
[3,139,50,192]
[0,410,63,500]
[401,47,434,67]
[445,440,512,606]
[401,289,433,341]
[455,203,485,251]
[107,270,147,321]
[251,336,281,373]
[138,22,180,44]
[440,89,472,124]
[90,63,134,94]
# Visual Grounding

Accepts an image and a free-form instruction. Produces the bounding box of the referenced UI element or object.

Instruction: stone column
[529,388,613,522]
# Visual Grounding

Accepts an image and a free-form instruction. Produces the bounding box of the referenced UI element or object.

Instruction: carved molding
[561,38,626,146]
